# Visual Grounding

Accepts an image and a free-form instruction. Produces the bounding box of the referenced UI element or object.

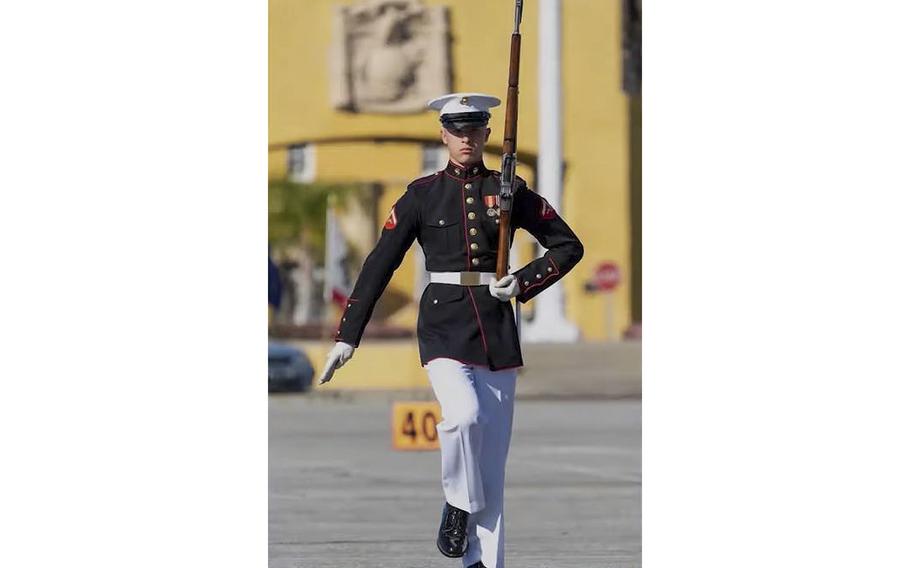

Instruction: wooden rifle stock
[496,1,523,279]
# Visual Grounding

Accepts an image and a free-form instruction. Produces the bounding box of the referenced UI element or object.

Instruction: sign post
[586,261,621,341]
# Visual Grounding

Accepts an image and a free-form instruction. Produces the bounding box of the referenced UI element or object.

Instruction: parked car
[268,341,314,392]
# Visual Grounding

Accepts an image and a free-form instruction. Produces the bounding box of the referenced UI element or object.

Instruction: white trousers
[425,358,518,568]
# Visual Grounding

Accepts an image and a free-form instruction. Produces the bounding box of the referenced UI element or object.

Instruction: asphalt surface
[269,395,641,567]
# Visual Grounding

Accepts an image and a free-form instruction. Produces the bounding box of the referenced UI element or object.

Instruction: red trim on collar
[446,160,488,179]
[448,159,485,169]
[444,171,486,183]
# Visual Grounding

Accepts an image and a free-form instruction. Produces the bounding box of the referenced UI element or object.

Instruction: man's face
[441,125,491,165]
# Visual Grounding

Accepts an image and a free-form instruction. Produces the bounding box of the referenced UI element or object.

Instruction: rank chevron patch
[540,197,556,220]
[383,207,398,230]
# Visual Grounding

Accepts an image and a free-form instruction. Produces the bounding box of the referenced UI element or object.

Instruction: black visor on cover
[440,111,491,130]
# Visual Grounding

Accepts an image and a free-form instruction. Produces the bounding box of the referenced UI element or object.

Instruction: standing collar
[445,160,488,179]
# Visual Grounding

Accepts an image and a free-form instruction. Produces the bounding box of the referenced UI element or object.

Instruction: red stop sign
[591,262,621,292]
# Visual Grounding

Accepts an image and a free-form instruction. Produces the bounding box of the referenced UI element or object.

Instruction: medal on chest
[483,195,500,217]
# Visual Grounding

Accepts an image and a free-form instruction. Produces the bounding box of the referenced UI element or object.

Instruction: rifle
[496,0,524,280]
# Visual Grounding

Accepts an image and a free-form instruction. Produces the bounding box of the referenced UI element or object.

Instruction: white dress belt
[429,271,496,286]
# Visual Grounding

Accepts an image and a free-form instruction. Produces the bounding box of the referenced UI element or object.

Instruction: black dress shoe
[467,563,486,568]
[436,502,469,557]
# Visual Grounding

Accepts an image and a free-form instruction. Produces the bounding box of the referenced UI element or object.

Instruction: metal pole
[605,292,615,341]
[523,0,579,343]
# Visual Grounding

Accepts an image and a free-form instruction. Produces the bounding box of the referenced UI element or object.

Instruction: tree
[267,179,361,263]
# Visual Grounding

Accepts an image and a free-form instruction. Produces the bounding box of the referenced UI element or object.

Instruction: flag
[324,200,352,310]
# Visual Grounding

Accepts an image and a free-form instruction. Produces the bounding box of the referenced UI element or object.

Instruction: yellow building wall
[268,147,287,179]
[562,0,630,340]
[269,0,631,340]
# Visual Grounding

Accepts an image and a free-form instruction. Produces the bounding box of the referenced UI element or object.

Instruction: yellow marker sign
[391,401,442,451]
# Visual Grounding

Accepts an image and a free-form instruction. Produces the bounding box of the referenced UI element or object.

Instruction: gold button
[433,299,438,304]
[468,212,476,220]
[547,267,553,273]
[470,243,479,251]
[464,183,472,190]
[524,280,529,286]
[469,228,478,236]
[536,274,542,279]
[466,197,475,204]
[438,219,445,225]
[472,258,480,266]
[455,168,461,175]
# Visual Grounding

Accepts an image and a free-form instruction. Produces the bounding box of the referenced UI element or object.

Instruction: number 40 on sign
[391,401,442,451]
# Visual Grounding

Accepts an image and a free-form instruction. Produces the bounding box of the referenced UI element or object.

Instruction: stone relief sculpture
[331,0,451,113]
[622,0,642,95]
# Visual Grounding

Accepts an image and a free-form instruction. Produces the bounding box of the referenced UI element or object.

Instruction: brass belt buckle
[459,272,480,286]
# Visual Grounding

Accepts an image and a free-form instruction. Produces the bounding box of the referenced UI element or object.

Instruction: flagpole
[324,194,337,321]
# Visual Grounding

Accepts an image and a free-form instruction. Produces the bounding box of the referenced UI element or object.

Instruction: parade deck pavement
[269,395,641,568]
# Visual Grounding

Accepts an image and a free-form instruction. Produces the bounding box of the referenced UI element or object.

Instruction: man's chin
[452,153,480,165]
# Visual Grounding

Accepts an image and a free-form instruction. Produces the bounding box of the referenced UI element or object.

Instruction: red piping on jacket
[465,287,489,354]
[423,356,488,368]
[410,172,440,187]
[444,171,485,183]
[423,356,523,371]
[459,181,471,270]
[521,257,561,294]
[447,159,486,172]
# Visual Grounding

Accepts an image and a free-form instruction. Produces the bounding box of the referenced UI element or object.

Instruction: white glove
[488,274,520,302]
[318,341,355,384]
